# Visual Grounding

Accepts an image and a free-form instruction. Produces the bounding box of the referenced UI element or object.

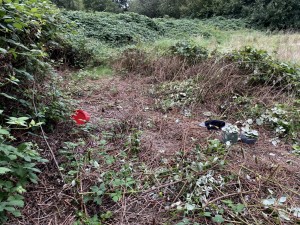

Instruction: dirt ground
[8,74,300,225]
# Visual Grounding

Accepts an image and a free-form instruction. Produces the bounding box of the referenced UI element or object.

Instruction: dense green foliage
[51,0,128,12]
[65,11,161,45]
[170,41,208,63]
[0,0,68,124]
[227,47,300,96]
[130,0,300,30]
[0,0,69,221]
[64,11,248,48]
[0,120,47,222]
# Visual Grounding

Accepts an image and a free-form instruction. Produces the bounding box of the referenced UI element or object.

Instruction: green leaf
[204,211,212,217]
[221,199,233,205]
[0,167,11,174]
[0,93,17,100]
[3,206,16,213]
[234,203,245,213]
[0,48,7,54]
[11,209,22,217]
[7,117,29,126]
[0,128,9,135]
[6,200,24,207]
[112,195,120,202]
[93,196,102,205]
[212,215,225,224]
[12,23,23,29]
[14,68,33,80]
[185,203,196,211]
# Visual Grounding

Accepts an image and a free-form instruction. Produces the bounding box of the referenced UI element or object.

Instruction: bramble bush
[0,114,48,222]
[64,11,162,45]
[0,0,70,124]
[226,46,300,96]
[0,0,71,221]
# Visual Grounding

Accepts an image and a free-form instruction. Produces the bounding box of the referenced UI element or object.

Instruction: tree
[129,0,161,17]
[249,0,300,29]
[158,0,181,18]
[51,0,84,10]
[51,0,129,11]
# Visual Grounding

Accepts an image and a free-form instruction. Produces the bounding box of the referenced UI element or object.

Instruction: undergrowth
[2,3,300,223]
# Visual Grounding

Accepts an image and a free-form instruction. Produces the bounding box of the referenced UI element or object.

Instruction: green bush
[0,0,70,122]
[227,46,300,96]
[170,41,208,63]
[201,16,249,31]
[0,112,47,222]
[0,0,71,220]
[248,0,300,30]
[154,18,213,38]
[64,11,162,45]
[130,0,300,30]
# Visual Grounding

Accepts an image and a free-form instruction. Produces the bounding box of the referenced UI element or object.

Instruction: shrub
[169,41,208,64]
[0,0,70,123]
[226,46,300,96]
[0,112,47,222]
[0,0,71,220]
[64,11,162,45]
[154,18,213,39]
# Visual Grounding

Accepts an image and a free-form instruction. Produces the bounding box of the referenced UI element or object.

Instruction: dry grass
[115,50,294,114]
[148,30,300,65]
[217,31,300,64]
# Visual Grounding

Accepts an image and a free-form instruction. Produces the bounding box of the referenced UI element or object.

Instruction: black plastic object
[205,120,225,130]
[240,134,257,144]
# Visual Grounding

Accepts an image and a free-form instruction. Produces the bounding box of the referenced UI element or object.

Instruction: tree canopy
[129,0,300,30]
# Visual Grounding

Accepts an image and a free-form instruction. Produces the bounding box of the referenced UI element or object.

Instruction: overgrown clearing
[9,62,300,224]
[1,2,300,225]
[8,52,300,224]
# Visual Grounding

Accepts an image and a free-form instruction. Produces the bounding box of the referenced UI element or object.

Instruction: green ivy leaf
[204,211,212,217]
[10,209,22,217]
[31,8,38,13]
[185,203,196,211]
[235,203,245,213]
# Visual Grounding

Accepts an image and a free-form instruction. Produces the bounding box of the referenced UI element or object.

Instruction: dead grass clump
[115,48,201,81]
[192,59,293,110]
[116,49,294,110]
[148,56,293,119]
[114,48,153,76]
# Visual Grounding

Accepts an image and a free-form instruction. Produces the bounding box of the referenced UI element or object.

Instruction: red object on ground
[71,110,90,125]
